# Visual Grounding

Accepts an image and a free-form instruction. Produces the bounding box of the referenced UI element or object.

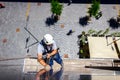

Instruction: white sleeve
[52,41,57,50]
[38,44,44,54]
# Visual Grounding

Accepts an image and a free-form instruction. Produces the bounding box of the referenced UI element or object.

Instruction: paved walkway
[0,2,120,59]
[0,2,120,80]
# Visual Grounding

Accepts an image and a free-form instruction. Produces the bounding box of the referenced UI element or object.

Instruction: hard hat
[43,34,54,45]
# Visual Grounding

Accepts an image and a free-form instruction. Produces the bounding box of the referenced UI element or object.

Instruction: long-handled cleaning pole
[24,27,39,43]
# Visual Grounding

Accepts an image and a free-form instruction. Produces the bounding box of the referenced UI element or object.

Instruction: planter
[117,16,120,23]
[50,0,63,21]
[54,15,60,22]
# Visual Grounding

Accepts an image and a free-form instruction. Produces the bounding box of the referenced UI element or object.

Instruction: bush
[88,0,100,17]
[50,0,63,16]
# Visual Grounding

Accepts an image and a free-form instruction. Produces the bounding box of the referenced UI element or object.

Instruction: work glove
[45,65,51,71]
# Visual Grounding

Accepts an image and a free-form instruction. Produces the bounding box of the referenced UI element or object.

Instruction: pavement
[0,1,120,80]
[0,2,120,59]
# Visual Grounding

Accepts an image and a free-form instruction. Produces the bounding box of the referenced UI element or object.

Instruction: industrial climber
[37,34,63,70]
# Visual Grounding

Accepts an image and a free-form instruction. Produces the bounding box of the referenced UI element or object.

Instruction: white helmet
[43,34,54,45]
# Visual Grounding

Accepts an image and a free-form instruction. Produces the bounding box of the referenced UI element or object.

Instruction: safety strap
[40,40,52,54]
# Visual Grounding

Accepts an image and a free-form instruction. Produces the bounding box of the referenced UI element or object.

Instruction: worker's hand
[47,53,51,59]
[45,65,51,71]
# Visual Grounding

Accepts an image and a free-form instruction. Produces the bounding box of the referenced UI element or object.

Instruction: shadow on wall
[79,16,89,26]
[45,15,58,27]
[108,17,120,29]
[45,17,55,26]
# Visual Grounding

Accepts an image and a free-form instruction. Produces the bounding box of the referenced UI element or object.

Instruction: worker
[37,34,63,70]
